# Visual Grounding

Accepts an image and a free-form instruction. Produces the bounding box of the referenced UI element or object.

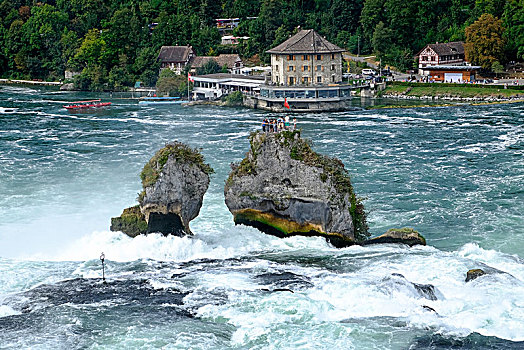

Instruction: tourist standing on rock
[262,118,268,132]
[293,118,297,130]
[284,116,290,130]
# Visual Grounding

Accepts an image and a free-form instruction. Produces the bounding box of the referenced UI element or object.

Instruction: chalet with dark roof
[158,46,195,74]
[267,29,344,86]
[190,54,243,74]
[416,42,465,73]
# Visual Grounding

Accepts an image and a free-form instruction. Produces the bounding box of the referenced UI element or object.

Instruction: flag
[284,97,290,109]
[188,74,194,82]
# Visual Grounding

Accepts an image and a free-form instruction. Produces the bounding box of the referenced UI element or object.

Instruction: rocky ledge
[363,228,426,247]
[111,141,213,237]
[224,130,369,247]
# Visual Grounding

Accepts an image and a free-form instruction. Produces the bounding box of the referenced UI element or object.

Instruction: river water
[0,85,523,349]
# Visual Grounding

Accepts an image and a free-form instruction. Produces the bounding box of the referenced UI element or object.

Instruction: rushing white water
[0,86,523,349]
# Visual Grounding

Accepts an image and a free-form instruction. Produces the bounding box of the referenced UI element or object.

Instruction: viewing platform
[246,82,370,112]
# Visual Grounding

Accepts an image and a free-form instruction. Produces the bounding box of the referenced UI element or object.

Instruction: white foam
[0,304,21,317]
[0,107,17,114]
[54,228,306,263]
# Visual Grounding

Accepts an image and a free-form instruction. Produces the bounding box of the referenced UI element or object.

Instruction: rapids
[0,85,523,349]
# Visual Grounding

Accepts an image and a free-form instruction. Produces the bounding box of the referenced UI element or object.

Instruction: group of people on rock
[262,116,297,132]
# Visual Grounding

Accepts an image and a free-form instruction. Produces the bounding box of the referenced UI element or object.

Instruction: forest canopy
[0,0,522,90]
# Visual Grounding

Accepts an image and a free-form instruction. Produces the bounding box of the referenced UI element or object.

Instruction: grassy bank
[383,82,523,99]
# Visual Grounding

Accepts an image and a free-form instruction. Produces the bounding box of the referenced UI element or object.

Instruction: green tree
[271,25,291,48]
[73,29,108,68]
[21,4,68,77]
[465,13,506,68]
[61,28,80,71]
[491,60,504,76]
[502,0,524,60]
[196,59,221,75]
[133,47,160,87]
[473,0,506,19]
[360,0,386,49]
[156,68,189,96]
[372,21,394,57]
[324,0,363,39]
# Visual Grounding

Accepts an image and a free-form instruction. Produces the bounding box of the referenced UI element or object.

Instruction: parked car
[362,68,376,75]
[380,69,392,76]
[342,73,353,79]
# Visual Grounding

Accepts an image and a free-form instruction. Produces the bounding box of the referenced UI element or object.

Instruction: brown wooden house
[158,46,195,75]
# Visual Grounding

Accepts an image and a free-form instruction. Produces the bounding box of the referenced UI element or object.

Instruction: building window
[422,56,428,61]
[431,56,435,61]
[317,76,322,83]
[303,55,309,60]
[331,53,335,59]
[331,64,335,71]
[288,55,294,60]
[316,65,321,71]
[303,76,309,84]
[275,65,279,71]
[303,65,309,71]
[317,54,322,60]
[289,77,295,85]
[288,66,295,71]
[331,75,335,82]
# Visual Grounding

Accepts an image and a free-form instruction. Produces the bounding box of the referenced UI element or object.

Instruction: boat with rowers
[138,96,183,105]
[63,99,111,110]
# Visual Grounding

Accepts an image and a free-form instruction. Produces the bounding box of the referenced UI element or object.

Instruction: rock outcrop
[224,130,369,247]
[110,205,148,238]
[363,228,426,247]
[111,141,213,237]
[465,269,486,282]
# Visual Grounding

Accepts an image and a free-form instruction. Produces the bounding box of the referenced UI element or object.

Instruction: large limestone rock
[111,141,213,237]
[224,131,369,247]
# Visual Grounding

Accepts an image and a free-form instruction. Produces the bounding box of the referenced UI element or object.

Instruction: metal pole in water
[100,252,106,282]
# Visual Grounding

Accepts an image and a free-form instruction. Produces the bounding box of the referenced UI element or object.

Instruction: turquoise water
[0,85,523,349]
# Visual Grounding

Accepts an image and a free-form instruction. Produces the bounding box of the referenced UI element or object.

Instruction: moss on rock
[110,205,148,237]
[140,141,214,189]
[234,208,354,247]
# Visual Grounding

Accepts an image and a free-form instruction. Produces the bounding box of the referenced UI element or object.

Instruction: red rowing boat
[63,99,112,110]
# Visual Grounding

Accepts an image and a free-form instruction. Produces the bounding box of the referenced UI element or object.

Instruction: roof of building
[192,73,264,84]
[416,41,465,57]
[158,46,193,63]
[420,65,481,71]
[266,29,344,54]
[191,54,242,69]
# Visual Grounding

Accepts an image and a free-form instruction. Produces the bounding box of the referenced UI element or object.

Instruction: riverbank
[381,81,523,102]
[366,98,524,110]
[0,78,61,86]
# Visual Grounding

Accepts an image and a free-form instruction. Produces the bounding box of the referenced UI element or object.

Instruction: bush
[224,91,244,106]
[156,71,189,97]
